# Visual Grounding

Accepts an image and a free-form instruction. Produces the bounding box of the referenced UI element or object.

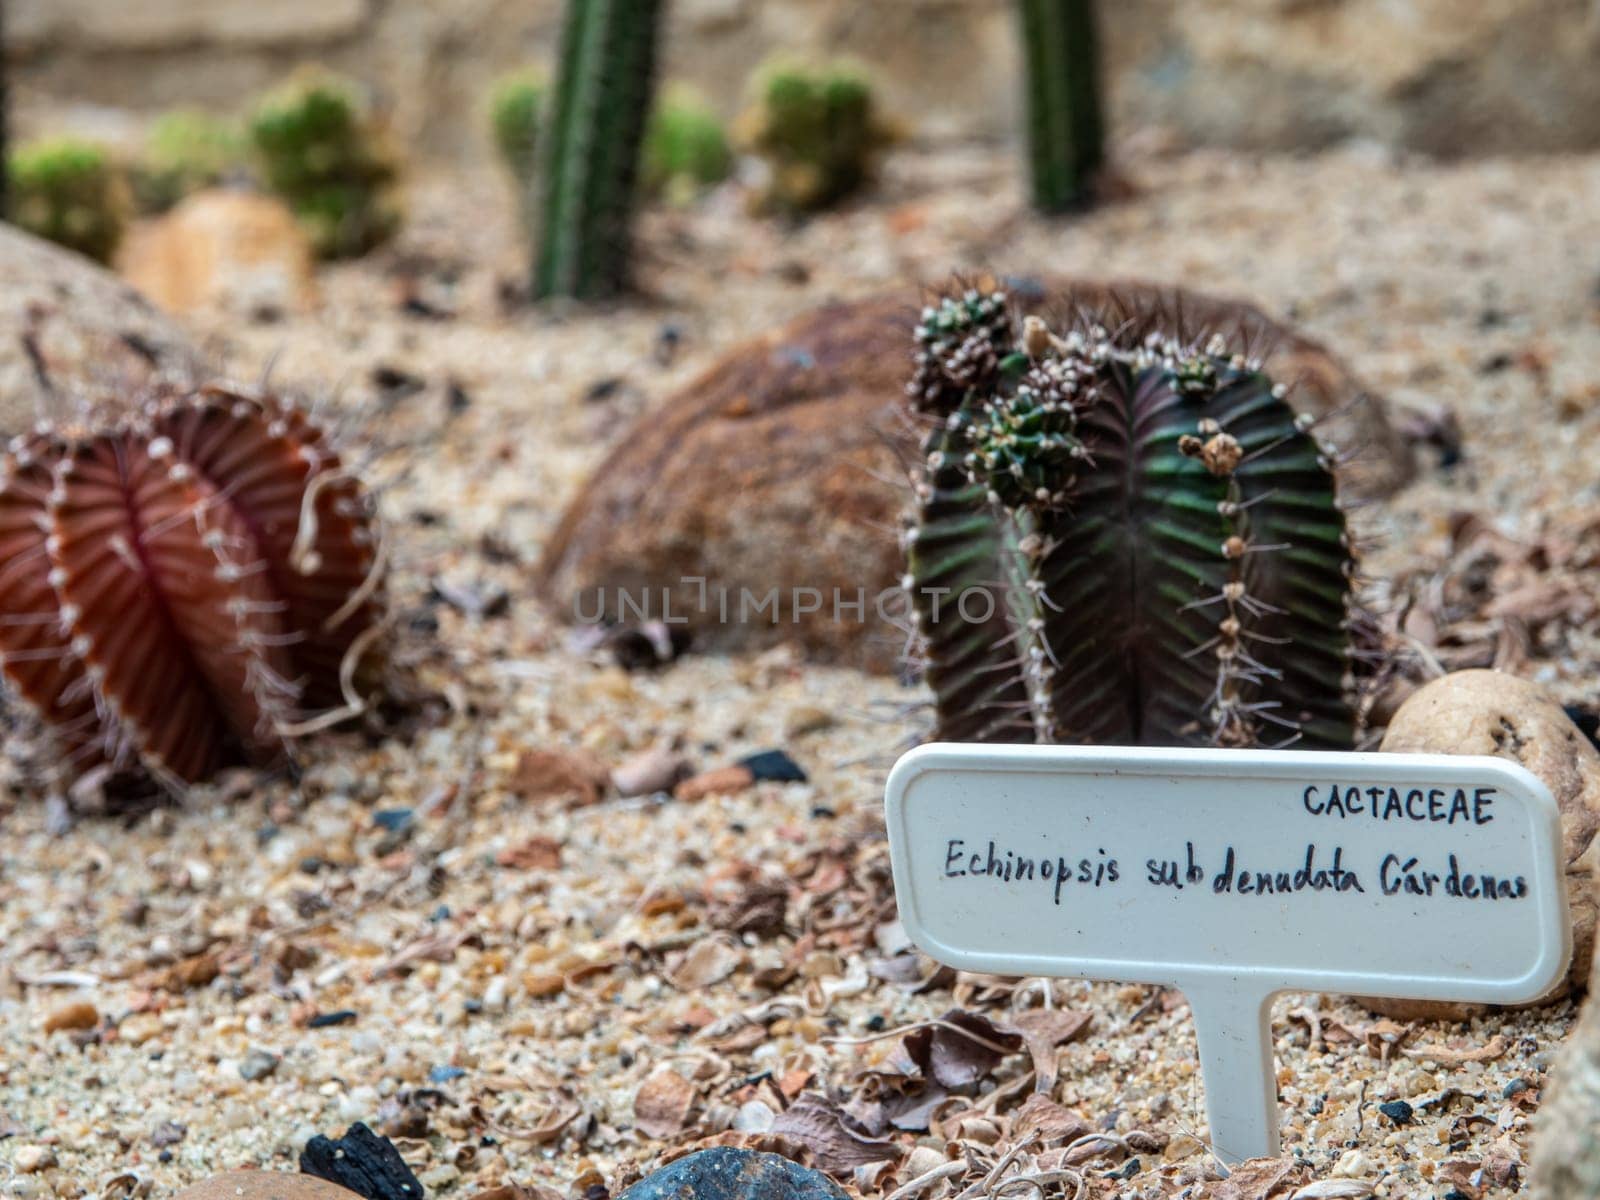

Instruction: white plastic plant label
[883,744,1570,1164]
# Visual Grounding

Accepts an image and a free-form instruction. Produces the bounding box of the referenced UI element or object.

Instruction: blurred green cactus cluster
[737,58,893,213]
[643,88,732,203]
[7,138,129,264]
[247,69,400,259]
[490,69,545,187]
[130,109,244,214]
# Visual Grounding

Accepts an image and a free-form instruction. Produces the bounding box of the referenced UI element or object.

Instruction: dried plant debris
[301,1123,427,1200]
[4,145,1599,1200]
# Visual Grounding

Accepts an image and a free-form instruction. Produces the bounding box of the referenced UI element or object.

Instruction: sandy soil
[2,142,1600,1200]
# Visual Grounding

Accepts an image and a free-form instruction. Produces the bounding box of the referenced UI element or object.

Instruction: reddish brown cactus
[0,384,385,789]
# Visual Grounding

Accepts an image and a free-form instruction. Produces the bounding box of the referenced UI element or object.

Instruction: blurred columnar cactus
[1018,0,1105,213]
[0,386,387,790]
[132,110,244,215]
[248,69,400,259]
[904,285,1359,749]
[533,0,664,300]
[737,58,893,214]
[7,138,128,264]
[643,87,732,204]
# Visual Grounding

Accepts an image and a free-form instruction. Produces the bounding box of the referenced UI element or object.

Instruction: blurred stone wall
[9,0,1600,159]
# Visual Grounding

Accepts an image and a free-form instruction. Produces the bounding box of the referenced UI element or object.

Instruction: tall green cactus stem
[906,289,1358,749]
[1018,0,1105,213]
[534,0,664,300]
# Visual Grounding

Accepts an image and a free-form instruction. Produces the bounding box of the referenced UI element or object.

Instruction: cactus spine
[1017,0,1105,213]
[906,286,1357,749]
[534,0,664,300]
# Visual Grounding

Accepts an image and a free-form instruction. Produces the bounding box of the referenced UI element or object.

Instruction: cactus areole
[0,386,386,790]
[904,287,1358,750]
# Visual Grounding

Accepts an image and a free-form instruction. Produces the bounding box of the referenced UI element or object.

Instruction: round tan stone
[1363,669,1600,1020]
[177,1172,367,1200]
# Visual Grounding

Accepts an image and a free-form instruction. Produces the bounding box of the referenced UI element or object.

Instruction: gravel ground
[2,142,1600,1200]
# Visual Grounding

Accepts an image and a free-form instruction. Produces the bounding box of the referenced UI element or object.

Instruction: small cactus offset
[905,285,1358,749]
[490,70,544,187]
[0,386,386,791]
[132,109,244,215]
[7,138,128,264]
[643,87,732,204]
[1017,0,1105,213]
[533,0,664,300]
[738,59,893,214]
[248,69,400,260]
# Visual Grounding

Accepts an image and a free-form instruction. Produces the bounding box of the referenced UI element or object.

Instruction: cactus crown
[8,138,128,264]
[248,69,399,259]
[533,0,664,300]
[0,386,387,793]
[739,58,892,214]
[133,110,244,215]
[905,286,1359,750]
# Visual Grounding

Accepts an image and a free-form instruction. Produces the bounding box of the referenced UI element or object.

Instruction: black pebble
[307,1010,358,1029]
[739,749,807,783]
[1378,1099,1414,1125]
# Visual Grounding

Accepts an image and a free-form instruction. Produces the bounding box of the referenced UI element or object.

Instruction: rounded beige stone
[1363,670,1600,1021]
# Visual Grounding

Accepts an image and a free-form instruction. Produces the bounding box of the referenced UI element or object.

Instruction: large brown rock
[0,223,195,438]
[538,280,1411,671]
[1365,670,1600,1021]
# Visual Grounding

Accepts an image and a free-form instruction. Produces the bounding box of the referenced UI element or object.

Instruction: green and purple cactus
[904,285,1359,749]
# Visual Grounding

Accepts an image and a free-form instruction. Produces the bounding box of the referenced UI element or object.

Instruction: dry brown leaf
[1001,1008,1091,1090]
[469,1186,564,1200]
[769,1094,903,1175]
[709,878,789,937]
[1010,1093,1091,1145]
[496,836,564,871]
[1290,1183,1375,1199]
[1205,1155,1310,1200]
[1434,1159,1482,1200]
[667,936,744,990]
[371,930,474,980]
[634,1067,697,1139]
[902,1010,1023,1089]
[149,950,220,993]
[510,748,608,806]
